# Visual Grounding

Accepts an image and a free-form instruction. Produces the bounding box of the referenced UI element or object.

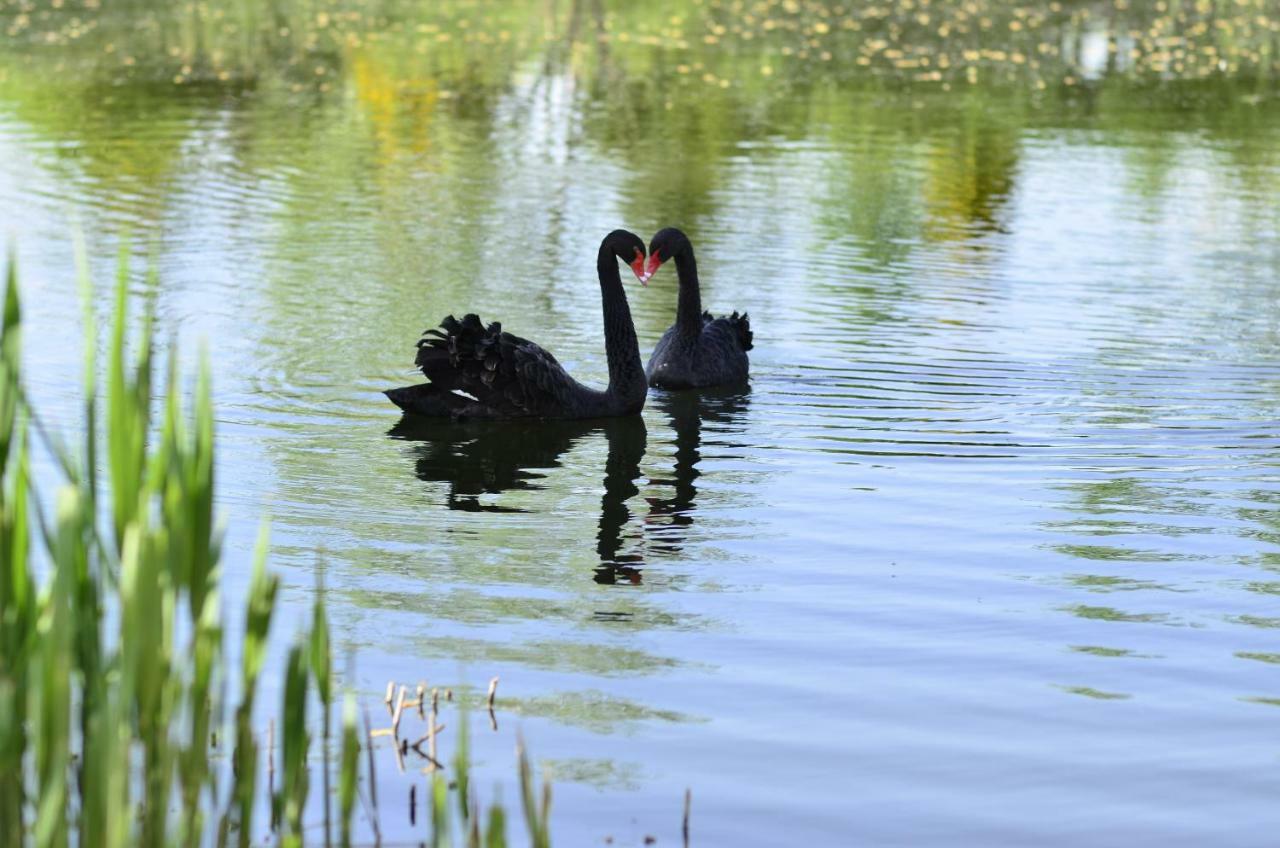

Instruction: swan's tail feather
[729,310,753,352]
[415,313,500,380]
[396,314,524,415]
[393,311,572,418]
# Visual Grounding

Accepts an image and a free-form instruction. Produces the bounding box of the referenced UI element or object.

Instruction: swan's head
[642,227,691,284]
[606,229,650,286]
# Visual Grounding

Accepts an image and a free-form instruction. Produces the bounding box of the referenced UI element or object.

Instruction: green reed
[0,252,548,846]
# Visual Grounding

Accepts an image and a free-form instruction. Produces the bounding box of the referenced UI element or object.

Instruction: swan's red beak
[630,248,649,286]
[638,250,662,286]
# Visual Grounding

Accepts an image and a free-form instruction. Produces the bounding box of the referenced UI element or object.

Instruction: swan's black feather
[383,382,466,417]
[703,309,752,352]
[407,312,582,418]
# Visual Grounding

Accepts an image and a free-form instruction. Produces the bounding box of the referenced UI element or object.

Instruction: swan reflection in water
[388,416,610,513]
[388,387,748,581]
[643,388,751,557]
[594,388,750,580]
[591,417,647,585]
[387,416,649,581]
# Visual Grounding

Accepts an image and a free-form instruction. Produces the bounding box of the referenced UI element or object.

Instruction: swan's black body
[386,230,649,420]
[644,228,752,389]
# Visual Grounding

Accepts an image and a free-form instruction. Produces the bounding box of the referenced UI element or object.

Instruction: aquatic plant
[0,252,551,846]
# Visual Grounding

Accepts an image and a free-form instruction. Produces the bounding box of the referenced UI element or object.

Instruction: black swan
[640,227,752,389]
[386,230,649,419]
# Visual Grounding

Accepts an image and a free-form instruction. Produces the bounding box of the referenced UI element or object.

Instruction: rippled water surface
[4,1,1280,844]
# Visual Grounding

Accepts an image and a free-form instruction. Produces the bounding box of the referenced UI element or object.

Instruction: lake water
[3,1,1280,845]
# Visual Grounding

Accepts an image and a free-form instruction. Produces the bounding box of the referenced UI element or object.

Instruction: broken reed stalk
[392,736,406,774]
[268,719,276,790]
[392,685,407,737]
[683,789,691,848]
[339,693,359,848]
[428,706,439,773]
[361,707,383,845]
[487,677,501,731]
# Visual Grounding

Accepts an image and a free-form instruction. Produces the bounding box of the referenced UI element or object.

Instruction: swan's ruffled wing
[413,313,584,417]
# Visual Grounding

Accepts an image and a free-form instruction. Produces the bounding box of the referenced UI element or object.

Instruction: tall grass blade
[80,668,131,848]
[517,738,550,848]
[431,773,449,848]
[222,522,277,848]
[277,641,311,848]
[0,252,20,480]
[181,582,222,845]
[0,254,30,846]
[339,690,360,848]
[120,517,176,847]
[484,804,507,848]
[455,703,473,832]
[310,573,333,847]
[36,488,81,848]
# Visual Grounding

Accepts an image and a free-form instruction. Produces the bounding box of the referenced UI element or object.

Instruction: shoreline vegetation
[2,0,1277,91]
[0,253,557,847]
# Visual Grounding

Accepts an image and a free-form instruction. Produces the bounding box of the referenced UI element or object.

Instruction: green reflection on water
[1063,574,1183,592]
[539,757,646,791]
[1060,605,1171,624]
[1070,645,1157,658]
[1054,546,1199,564]
[1234,652,1280,665]
[409,636,688,678]
[341,587,697,631]
[1241,697,1280,708]
[1056,685,1133,700]
[1231,615,1280,629]
[507,689,704,733]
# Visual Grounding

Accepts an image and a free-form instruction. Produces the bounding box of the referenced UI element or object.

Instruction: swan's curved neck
[598,245,646,405]
[673,244,702,335]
